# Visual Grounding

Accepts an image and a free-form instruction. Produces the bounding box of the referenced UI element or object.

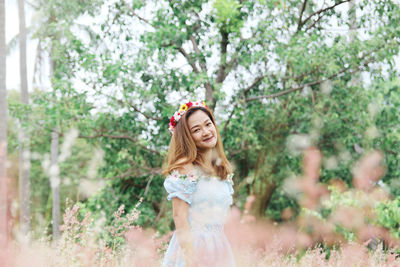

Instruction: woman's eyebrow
[190,124,200,130]
[190,119,211,130]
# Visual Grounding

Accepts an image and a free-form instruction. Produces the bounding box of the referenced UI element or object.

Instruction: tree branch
[165,1,204,75]
[122,0,204,79]
[103,167,138,180]
[153,198,167,224]
[222,100,240,133]
[188,35,216,108]
[296,0,308,32]
[125,100,162,121]
[92,89,162,121]
[300,0,351,30]
[219,32,256,82]
[174,45,200,73]
[246,38,398,102]
[244,75,265,95]
[216,30,229,83]
[225,55,238,75]
[190,35,207,73]
[282,68,318,83]
[305,13,324,32]
[104,157,161,179]
[127,158,162,175]
[79,133,162,155]
[245,56,373,102]
[222,75,265,132]
[122,0,155,27]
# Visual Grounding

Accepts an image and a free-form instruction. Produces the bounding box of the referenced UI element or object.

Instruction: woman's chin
[201,140,217,149]
[196,139,215,149]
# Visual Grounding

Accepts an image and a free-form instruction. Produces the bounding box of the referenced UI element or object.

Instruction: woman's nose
[202,128,210,136]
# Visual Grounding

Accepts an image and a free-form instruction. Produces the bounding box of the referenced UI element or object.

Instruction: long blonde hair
[163,107,232,180]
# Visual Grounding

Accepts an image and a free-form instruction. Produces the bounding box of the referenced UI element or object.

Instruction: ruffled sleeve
[163,170,198,205]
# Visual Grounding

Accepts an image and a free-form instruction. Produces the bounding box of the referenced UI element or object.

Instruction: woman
[162,101,236,267]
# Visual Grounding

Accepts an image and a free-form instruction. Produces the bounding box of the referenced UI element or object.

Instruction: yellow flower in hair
[180,104,188,111]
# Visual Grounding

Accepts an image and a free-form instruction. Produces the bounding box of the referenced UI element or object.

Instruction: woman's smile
[203,136,214,142]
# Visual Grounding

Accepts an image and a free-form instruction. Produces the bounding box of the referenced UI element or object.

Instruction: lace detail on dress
[164,170,198,205]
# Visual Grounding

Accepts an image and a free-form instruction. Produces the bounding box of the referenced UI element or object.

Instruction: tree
[10,0,398,233]
[50,125,60,240]
[77,0,399,219]
[30,0,102,240]
[0,0,8,247]
[18,0,31,236]
[8,85,99,237]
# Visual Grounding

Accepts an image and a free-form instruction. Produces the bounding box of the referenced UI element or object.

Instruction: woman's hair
[163,106,232,180]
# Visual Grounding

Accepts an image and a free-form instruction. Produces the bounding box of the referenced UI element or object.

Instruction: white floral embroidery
[170,170,198,182]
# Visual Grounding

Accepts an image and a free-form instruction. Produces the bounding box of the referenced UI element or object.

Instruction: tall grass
[1,147,399,266]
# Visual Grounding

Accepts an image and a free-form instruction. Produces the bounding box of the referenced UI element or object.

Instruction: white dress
[162,167,236,267]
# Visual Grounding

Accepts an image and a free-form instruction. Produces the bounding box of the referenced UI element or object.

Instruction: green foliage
[212,0,243,33]
[8,88,98,237]
[61,0,400,225]
[265,189,300,221]
[376,196,400,239]
[371,77,400,195]
[8,0,400,238]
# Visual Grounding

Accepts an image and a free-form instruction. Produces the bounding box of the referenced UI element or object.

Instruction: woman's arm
[172,197,196,266]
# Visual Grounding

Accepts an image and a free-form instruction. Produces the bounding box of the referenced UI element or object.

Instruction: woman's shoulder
[176,163,196,175]
[166,163,198,182]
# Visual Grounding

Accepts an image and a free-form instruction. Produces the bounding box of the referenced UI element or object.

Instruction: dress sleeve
[163,170,198,205]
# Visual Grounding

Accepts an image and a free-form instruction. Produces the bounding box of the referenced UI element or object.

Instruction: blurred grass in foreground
[1,147,399,267]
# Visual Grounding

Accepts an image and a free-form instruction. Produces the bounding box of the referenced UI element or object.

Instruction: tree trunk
[0,0,8,247]
[249,149,277,218]
[49,43,60,240]
[205,84,215,110]
[18,0,31,237]
[51,127,60,241]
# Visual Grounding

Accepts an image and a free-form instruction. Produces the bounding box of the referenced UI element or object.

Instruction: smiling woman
[162,101,235,267]
[187,110,217,150]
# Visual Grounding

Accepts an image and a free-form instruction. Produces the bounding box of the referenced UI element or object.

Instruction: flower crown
[169,101,209,133]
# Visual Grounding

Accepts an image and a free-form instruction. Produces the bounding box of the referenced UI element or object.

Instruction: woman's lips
[203,136,214,142]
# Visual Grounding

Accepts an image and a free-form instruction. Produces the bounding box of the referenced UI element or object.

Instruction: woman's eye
[193,129,200,133]
[207,122,212,126]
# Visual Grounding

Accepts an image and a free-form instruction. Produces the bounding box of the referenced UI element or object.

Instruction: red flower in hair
[170,116,176,126]
[186,101,193,108]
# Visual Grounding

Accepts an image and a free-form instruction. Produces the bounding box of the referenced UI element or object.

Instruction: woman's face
[187,110,217,150]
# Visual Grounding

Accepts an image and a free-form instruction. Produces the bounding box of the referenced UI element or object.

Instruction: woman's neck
[197,148,217,175]
[202,149,213,166]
